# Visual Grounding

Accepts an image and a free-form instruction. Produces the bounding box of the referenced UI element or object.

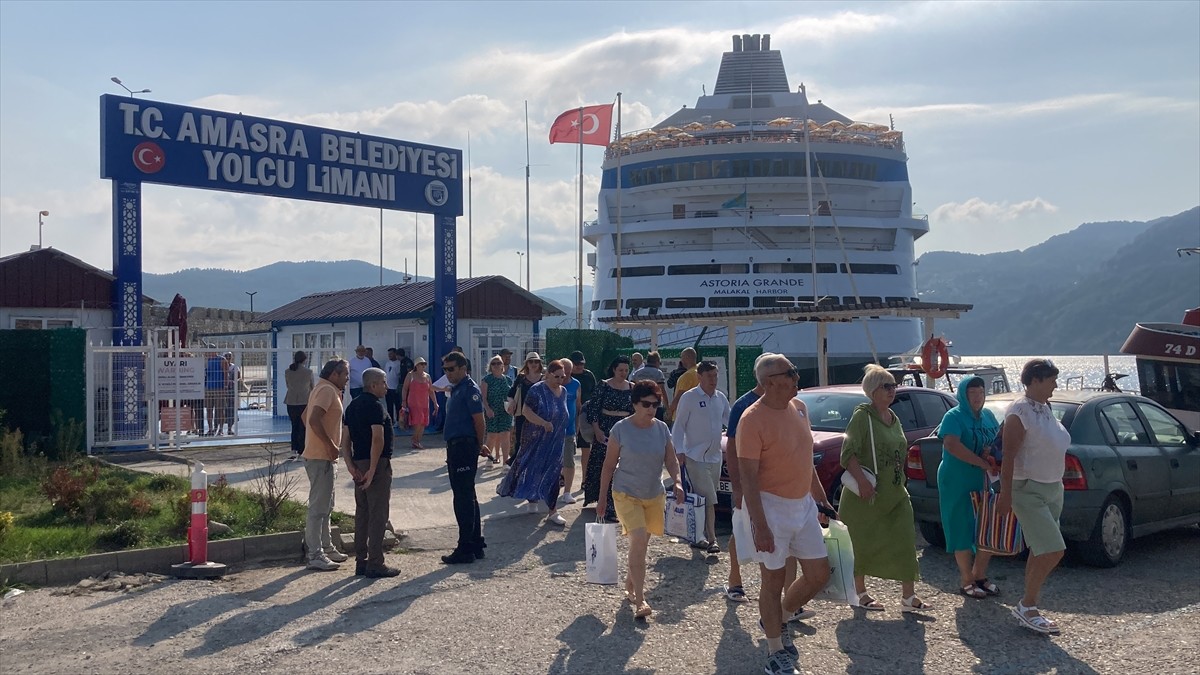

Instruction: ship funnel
[733,35,742,51]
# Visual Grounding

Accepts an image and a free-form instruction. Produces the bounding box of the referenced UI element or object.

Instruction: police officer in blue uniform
[440,350,489,564]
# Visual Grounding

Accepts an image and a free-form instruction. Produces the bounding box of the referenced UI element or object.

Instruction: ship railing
[606,130,904,160]
[592,205,906,224]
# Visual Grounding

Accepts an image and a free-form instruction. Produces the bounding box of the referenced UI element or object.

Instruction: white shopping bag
[731,505,760,565]
[664,492,707,544]
[585,522,619,585]
[814,519,858,606]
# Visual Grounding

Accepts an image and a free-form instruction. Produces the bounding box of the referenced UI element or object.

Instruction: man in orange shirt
[738,354,832,675]
[303,358,351,571]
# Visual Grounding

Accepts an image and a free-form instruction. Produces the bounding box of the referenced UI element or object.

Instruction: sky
[1,0,1197,293]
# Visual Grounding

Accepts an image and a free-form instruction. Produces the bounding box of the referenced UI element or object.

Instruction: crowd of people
[286,346,1073,674]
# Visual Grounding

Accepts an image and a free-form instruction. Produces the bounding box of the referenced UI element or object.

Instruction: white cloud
[853,93,1197,128]
[931,197,1058,223]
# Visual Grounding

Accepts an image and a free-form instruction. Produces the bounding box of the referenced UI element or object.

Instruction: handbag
[840,416,879,498]
[664,490,707,544]
[504,384,523,416]
[731,502,759,565]
[585,522,619,584]
[972,481,1026,556]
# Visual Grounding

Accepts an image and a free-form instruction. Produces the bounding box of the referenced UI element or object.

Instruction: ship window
[843,296,883,305]
[658,165,674,182]
[753,296,794,308]
[693,161,711,179]
[668,264,749,275]
[625,298,663,309]
[711,160,730,179]
[817,201,832,216]
[753,159,771,177]
[754,263,810,274]
[731,160,751,178]
[591,301,601,311]
[771,159,790,176]
[601,300,618,310]
[709,297,750,308]
[841,263,899,275]
[666,297,706,309]
[884,296,908,305]
[610,266,664,278]
[675,163,694,181]
[791,159,809,177]
[693,210,719,218]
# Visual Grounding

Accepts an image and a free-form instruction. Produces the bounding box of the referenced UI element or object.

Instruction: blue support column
[112,180,144,345]
[431,212,457,378]
[111,180,147,440]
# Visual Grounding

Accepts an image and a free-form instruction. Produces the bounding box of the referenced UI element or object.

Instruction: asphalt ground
[1,437,1198,674]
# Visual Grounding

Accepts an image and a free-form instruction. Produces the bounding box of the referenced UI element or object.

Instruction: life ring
[921,337,949,379]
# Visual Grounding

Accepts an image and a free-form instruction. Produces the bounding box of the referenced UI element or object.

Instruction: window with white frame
[11,317,75,329]
[292,330,347,371]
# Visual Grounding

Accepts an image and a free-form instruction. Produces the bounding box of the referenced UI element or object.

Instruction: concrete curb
[0,530,303,587]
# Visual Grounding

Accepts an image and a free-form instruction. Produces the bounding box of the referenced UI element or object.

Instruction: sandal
[975,578,1000,596]
[960,584,987,600]
[855,592,885,611]
[634,600,653,618]
[724,584,748,603]
[1012,602,1060,635]
[901,595,933,613]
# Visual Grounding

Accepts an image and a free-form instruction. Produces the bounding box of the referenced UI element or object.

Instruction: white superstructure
[585,33,927,367]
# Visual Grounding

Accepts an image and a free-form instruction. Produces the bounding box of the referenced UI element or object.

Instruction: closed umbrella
[167,293,189,348]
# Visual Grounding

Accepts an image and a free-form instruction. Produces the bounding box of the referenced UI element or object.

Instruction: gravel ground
[1,512,1197,675]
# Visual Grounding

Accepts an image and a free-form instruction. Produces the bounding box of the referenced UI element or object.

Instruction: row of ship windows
[591,296,916,311]
[623,158,881,187]
[609,262,901,278]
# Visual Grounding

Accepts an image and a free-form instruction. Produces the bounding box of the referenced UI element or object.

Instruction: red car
[718,384,958,508]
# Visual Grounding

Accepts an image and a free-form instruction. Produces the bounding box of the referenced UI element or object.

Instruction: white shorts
[757,492,827,570]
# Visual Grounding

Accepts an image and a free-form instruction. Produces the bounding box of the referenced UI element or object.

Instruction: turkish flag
[548,103,614,146]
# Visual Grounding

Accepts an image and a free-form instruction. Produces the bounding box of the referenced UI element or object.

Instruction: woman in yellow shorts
[598,379,685,619]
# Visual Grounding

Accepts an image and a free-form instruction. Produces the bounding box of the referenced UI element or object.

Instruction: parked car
[717,384,958,508]
[906,390,1200,567]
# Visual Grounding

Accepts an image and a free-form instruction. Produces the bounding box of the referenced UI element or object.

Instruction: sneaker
[545,512,567,526]
[441,549,476,565]
[759,619,798,659]
[559,492,578,505]
[364,565,401,578]
[764,649,800,675]
[306,555,340,571]
[323,548,349,563]
[786,606,816,623]
[724,584,749,603]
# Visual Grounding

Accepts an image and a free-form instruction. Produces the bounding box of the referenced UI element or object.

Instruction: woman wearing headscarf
[283,350,314,457]
[839,364,930,612]
[498,360,571,525]
[937,375,1000,599]
[583,355,634,521]
[402,357,438,449]
[998,359,1070,635]
[597,379,685,619]
[481,355,514,465]
[507,352,545,464]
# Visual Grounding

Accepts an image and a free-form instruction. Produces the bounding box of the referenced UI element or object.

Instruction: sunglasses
[636,399,660,408]
[550,373,566,379]
[443,365,459,373]
[879,383,897,392]
[769,367,799,379]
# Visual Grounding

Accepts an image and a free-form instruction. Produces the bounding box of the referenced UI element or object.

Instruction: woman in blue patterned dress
[481,356,514,465]
[498,360,570,526]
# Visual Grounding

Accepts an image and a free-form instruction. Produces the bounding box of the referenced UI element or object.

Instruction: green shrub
[146,474,183,492]
[0,511,13,540]
[96,521,145,550]
[81,477,135,525]
[40,463,99,517]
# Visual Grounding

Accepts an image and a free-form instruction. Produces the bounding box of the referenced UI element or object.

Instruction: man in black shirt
[569,351,598,473]
[342,367,399,578]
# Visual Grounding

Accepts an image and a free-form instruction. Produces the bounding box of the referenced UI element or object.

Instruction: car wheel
[919,520,946,549]
[829,480,844,510]
[1077,495,1129,568]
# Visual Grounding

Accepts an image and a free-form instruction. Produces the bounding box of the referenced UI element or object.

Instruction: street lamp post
[110,77,150,97]
[38,210,49,248]
[515,251,525,288]
[245,291,257,315]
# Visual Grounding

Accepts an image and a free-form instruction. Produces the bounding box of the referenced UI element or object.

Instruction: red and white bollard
[172,461,227,578]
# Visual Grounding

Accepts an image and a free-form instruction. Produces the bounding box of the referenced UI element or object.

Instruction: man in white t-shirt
[224,352,241,435]
[348,345,372,399]
[384,348,406,424]
[671,360,730,552]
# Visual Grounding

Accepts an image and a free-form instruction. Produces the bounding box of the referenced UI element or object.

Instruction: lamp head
[110,76,122,85]
[39,210,49,216]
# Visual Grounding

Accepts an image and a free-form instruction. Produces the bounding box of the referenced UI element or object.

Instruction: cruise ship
[584,33,926,376]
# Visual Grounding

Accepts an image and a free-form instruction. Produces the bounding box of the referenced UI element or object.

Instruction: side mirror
[1192,431,1200,447]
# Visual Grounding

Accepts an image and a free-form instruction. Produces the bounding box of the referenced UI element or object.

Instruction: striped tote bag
[971,490,1026,556]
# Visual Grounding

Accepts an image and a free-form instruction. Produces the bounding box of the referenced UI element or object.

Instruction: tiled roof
[257,275,562,324]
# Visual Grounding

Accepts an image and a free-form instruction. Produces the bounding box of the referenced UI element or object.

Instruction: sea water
[962,354,1140,392]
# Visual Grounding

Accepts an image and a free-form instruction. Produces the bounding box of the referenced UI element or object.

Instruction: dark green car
[906,390,1200,567]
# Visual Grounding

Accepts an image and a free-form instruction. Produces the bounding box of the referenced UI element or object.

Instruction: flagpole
[524,100,531,291]
[615,92,623,319]
[577,107,584,328]
[467,131,473,277]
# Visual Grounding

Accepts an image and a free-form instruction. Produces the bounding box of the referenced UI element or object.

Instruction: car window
[1135,402,1189,445]
[796,392,867,432]
[913,392,952,429]
[1099,402,1152,446]
[890,394,919,431]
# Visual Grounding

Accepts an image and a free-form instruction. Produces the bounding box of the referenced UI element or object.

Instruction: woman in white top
[997,358,1071,635]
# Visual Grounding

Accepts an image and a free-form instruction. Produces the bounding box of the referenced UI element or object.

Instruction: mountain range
[142,207,1200,355]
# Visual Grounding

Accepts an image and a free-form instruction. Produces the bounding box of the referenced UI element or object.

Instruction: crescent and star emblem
[581,113,600,135]
[132,141,165,174]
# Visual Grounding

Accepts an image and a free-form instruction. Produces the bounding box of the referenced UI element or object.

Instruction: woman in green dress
[480,356,514,465]
[839,364,931,612]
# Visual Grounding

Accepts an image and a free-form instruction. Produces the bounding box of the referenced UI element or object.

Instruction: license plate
[718,480,732,494]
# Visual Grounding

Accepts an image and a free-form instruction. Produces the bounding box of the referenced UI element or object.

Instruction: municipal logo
[132,141,165,174]
[425,180,448,207]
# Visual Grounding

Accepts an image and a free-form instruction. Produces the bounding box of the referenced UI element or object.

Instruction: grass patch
[0,461,308,565]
